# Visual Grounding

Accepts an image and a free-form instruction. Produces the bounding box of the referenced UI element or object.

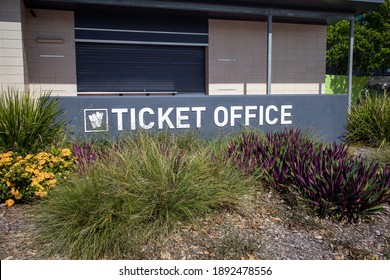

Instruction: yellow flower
[10,188,22,199]
[5,199,14,207]
[42,172,54,179]
[0,157,12,165]
[31,178,40,186]
[24,154,33,160]
[35,191,47,198]
[61,149,72,157]
[25,167,35,174]
[2,151,13,158]
[46,179,57,185]
[35,152,49,160]
[14,190,23,200]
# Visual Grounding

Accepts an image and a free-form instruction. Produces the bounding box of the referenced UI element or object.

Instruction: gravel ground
[1,189,389,260]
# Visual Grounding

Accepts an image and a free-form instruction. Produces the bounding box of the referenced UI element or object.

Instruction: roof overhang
[23,0,384,24]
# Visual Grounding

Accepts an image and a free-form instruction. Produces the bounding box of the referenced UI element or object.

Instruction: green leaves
[346,93,390,147]
[327,0,390,75]
[35,132,250,259]
[0,88,67,154]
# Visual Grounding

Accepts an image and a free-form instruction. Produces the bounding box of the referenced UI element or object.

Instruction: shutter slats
[76,43,205,93]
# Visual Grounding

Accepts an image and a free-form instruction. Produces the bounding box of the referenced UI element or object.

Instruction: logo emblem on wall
[84,109,108,132]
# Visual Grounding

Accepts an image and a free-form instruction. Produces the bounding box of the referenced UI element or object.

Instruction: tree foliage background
[326,0,390,75]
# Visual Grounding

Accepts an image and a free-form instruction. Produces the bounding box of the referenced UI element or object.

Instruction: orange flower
[5,199,15,207]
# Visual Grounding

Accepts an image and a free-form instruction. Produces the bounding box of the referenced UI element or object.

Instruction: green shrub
[0,148,75,206]
[0,88,67,154]
[35,133,250,259]
[346,93,390,147]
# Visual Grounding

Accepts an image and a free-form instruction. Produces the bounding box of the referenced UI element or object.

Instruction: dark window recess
[75,29,208,45]
[75,10,208,45]
[76,43,205,93]
[75,10,208,34]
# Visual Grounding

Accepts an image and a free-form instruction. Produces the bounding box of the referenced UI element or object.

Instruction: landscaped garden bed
[0,89,389,260]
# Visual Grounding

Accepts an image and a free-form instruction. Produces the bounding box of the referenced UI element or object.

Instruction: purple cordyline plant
[228,128,312,187]
[227,128,390,221]
[72,143,113,175]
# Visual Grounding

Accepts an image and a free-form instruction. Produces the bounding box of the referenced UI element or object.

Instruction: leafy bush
[228,128,313,187]
[346,93,390,147]
[0,88,67,154]
[228,129,390,221]
[290,144,390,221]
[35,133,250,259]
[0,148,75,206]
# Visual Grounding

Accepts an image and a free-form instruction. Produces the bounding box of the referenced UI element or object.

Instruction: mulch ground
[1,188,389,260]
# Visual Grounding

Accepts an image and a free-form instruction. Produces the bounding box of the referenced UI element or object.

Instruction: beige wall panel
[0,0,25,91]
[208,19,326,95]
[208,19,267,95]
[272,23,326,94]
[25,9,77,96]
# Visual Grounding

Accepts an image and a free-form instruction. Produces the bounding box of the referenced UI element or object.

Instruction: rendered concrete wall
[25,9,77,96]
[208,19,326,95]
[57,94,348,143]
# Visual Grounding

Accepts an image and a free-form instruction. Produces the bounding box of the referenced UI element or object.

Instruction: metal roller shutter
[76,43,205,93]
[74,10,207,94]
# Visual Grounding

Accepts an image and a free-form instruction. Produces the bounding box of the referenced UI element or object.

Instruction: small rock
[375,230,381,236]
[315,235,323,240]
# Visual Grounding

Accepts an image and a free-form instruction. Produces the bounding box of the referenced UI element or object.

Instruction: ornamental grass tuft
[0,87,67,154]
[346,93,390,147]
[35,132,250,259]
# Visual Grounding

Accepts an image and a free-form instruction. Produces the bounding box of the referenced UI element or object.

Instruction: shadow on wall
[325,75,368,103]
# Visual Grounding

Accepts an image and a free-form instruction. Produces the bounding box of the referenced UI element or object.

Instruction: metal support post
[347,18,355,112]
[267,13,273,95]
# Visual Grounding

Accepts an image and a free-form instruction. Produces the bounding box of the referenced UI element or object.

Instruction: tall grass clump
[35,132,250,259]
[371,145,390,165]
[228,128,390,222]
[346,93,390,147]
[0,88,67,154]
